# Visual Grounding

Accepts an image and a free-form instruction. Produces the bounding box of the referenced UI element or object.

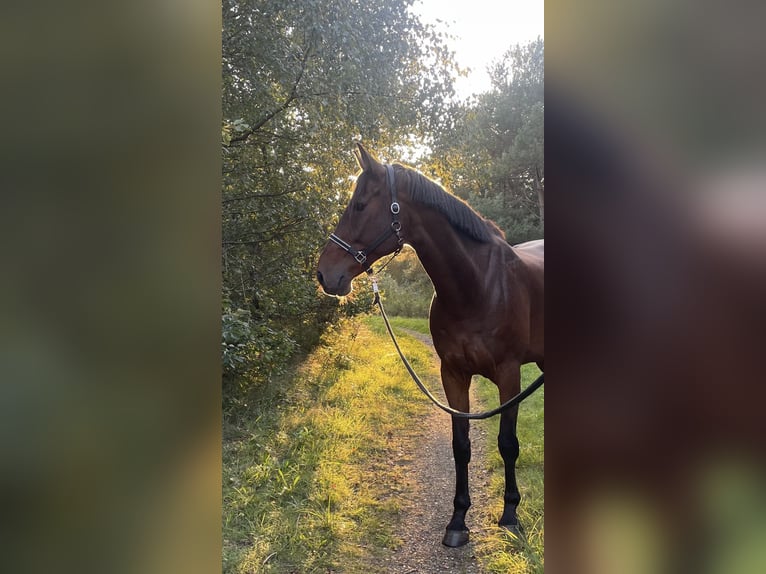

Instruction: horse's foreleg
[442,367,472,547]
[498,366,522,535]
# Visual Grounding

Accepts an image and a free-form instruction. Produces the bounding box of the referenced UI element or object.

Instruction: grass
[223,314,543,573]
[223,316,438,573]
[384,315,431,335]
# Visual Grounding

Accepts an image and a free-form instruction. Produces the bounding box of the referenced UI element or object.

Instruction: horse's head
[317,143,404,296]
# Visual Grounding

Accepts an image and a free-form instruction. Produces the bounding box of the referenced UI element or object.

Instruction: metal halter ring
[390,202,400,214]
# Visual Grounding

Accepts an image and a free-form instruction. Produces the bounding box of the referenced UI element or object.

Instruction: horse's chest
[433,331,502,378]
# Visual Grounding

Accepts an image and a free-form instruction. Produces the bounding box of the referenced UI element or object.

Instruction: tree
[221,0,458,396]
[428,38,544,243]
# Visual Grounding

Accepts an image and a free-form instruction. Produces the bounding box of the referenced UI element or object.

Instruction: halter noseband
[328,164,403,272]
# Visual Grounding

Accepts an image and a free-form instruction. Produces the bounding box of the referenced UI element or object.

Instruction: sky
[411,0,544,99]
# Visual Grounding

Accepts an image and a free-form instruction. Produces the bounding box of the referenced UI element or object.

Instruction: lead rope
[369,273,544,420]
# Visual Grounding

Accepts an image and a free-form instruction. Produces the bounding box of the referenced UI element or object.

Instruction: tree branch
[223,217,310,246]
[225,47,312,146]
[222,187,302,204]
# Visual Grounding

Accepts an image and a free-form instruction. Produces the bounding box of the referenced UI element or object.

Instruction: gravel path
[377,330,496,574]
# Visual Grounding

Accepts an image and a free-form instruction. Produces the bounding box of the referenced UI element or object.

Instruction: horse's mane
[396,164,505,243]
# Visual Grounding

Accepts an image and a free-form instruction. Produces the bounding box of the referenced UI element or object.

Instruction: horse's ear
[355,142,385,178]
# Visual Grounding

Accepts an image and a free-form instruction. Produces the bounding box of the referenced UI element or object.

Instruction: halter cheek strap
[328,164,403,271]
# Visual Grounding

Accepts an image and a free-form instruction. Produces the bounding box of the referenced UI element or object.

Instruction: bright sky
[411,0,544,99]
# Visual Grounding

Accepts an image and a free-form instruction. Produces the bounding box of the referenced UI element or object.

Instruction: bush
[377,249,434,318]
[221,303,297,384]
[222,306,256,377]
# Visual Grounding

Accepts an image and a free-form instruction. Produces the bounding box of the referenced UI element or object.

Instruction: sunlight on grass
[223,314,543,573]
[386,315,433,335]
[223,317,436,573]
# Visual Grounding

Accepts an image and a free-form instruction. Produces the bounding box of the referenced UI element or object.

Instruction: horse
[316,143,544,547]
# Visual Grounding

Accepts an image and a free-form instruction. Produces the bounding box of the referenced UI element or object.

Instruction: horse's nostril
[316,270,324,286]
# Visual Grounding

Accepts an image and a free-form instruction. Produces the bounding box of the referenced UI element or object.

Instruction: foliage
[221,0,459,392]
[377,248,434,318]
[221,304,257,377]
[427,38,544,244]
[376,36,546,311]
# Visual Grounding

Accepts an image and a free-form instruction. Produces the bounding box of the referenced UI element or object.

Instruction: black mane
[397,165,504,242]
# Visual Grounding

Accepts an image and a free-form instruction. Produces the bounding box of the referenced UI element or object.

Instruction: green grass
[385,315,432,335]
[223,316,438,573]
[223,314,543,573]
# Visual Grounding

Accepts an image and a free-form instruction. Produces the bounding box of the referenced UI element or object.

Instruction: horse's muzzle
[316,270,351,297]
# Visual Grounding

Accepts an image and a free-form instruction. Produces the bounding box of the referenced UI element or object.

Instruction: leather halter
[328,164,403,272]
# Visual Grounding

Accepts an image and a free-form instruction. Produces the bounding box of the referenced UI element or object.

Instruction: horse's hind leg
[441,367,472,547]
[497,365,523,535]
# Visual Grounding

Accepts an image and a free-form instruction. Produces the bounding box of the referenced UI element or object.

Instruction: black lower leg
[498,408,521,530]
[443,416,471,546]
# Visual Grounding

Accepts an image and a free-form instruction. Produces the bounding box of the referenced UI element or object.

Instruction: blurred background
[546,1,766,572]
[0,2,221,573]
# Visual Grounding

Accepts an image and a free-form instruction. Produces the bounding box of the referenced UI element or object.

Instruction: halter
[328,164,403,273]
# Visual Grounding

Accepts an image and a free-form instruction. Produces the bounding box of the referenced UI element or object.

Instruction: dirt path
[377,330,496,574]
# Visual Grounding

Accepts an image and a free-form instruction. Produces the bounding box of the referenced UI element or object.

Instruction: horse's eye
[353,201,366,212]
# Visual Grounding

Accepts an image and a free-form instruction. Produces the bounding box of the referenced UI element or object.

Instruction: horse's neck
[407,213,486,309]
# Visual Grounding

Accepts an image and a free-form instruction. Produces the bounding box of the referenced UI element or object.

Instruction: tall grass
[223,317,438,573]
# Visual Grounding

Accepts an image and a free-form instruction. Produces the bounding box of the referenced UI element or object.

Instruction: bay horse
[316,143,544,547]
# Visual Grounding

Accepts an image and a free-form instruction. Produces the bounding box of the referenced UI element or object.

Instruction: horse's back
[512,239,544,275]
[513,239,544,257]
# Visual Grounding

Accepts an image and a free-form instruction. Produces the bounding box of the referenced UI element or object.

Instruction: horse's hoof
[442,529,470,547]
